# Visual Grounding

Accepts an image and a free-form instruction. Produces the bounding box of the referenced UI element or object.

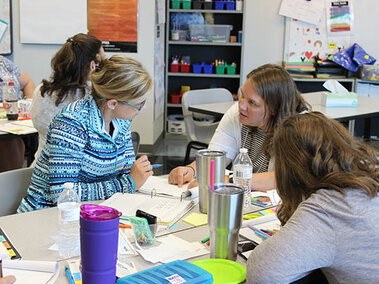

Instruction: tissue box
[323,92,358,107]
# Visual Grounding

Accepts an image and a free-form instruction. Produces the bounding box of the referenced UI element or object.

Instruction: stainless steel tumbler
[208,183,244,260]
[196,149,226,214]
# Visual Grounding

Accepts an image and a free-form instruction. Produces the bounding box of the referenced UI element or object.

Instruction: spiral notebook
[101,192,197,226]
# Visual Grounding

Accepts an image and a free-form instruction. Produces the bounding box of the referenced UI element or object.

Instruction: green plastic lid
[190,259,246,284]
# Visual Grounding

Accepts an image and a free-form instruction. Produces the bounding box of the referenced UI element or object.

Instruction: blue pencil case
[117,260,213,284]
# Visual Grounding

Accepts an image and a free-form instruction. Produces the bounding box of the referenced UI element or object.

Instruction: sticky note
[243,213,262,220]
[3,242,11,249]
[182,213,208,227]
[0,235,6,242]
[8,249,16,258]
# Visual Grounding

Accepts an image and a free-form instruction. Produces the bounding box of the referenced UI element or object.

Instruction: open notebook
[139,176,198,200]
[102,192,197,226]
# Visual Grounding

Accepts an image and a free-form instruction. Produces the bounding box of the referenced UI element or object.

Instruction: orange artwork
[88,0,138,51]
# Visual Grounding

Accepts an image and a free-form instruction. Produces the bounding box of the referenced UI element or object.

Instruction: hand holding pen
[128,155,154,190]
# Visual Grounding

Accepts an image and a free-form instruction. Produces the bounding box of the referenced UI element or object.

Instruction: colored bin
[170,63,180,73]
[181,64,191,73]
[226,65,236,75]
[215,1,224,10]
[215,65,226,75]
[225,1,235,10]
[182,0,192,9]
[203,64,213,74]
[171,0,180,9]
[193,64,203,73]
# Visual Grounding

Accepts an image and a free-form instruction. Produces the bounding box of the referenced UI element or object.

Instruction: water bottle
[57,182,80,258]
[3,79,19,120]
[233,148,253,208]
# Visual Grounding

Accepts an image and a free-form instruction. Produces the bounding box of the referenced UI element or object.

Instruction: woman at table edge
[17,55,153,212]
[168,64,310,191]
[247,112,379,283]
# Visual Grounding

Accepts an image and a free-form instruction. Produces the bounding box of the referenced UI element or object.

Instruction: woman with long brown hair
[169,64,309,191]
[247,112,379,283]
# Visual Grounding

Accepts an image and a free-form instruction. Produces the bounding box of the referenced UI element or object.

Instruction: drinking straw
[210,160,215,191]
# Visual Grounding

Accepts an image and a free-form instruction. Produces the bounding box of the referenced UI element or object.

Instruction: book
[2,260,60,284]
[101,192,197,226]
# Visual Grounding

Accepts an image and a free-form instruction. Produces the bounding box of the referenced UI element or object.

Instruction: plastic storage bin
[215,65,226,74]
[226,64,236,75]
[192,0,202,9]
[203,64,213,74]
[192,63,203,73]
[182,0,192,9]
[167,114,186,134]
[170,93,182,104]
[215,1,224,10]
[181,64,191,73]
[189,24,233,42]
[203,0,213,9]
[171,0,180,9]
[170,63,180,72]
[361,64,379,81]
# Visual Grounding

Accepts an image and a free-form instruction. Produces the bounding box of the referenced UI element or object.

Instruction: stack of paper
[240,214,281,245]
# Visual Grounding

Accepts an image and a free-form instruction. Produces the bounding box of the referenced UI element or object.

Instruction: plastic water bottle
[3,79,19,120]
[57,182,80,258]
[233,148,253,208]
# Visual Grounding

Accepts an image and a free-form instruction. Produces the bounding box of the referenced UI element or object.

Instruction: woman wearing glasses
[169,64,309,191]
[31,33,105,164]
[18,55,153,212]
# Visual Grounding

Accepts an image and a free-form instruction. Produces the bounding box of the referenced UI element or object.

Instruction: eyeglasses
[118,99,146,111]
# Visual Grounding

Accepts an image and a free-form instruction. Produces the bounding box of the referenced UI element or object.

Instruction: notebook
[139,176,198,200]
[102,192,197,226]
[0,228,21,260]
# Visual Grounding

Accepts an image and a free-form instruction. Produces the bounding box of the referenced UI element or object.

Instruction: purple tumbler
[80,204,122,284]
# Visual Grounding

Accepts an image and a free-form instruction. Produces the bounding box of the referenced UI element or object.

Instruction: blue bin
[193,64,203,73]
[203,64,213,74]
[225,1,235,10]
[215,1,224,10]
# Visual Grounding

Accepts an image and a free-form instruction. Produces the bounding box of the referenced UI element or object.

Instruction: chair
[0,137,25,173]
[182,88,234,164]
[0,167,34,216]
[131,131,140,156]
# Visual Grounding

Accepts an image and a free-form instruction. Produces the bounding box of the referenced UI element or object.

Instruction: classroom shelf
[165,0,245,136]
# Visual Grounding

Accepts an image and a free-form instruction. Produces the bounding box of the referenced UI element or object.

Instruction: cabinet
[293,78,356,93]
[165,1,244,135]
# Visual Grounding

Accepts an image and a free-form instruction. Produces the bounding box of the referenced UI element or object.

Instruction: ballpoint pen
[123,164,163,171]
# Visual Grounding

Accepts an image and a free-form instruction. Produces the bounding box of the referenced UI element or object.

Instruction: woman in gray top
[247,112,379,283]
[31,33,105,164]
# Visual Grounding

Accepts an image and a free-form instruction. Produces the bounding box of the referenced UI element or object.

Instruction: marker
[260,229,273,236]
[123,164,163,171]
[65,266,75,284]
[201,236,210,243]
[119,224,132,229]
[251,201,267,207]
[247,224,271,239]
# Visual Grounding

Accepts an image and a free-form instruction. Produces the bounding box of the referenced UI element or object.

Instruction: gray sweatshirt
[247,188,379,284]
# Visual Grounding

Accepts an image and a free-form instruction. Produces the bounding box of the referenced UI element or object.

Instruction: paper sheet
[2,260,60,284]
[279,0,325,26]
[239,219,281,245]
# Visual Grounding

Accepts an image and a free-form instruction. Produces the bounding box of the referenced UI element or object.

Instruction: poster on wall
[0,0,12,55]
[283,1,353,62]
[88,0,138,53]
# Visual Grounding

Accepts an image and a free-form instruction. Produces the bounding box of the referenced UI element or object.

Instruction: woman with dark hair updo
[247,112,379,283]
[169,64,310,191]
[18,55,153,212]
[31,33,105,164]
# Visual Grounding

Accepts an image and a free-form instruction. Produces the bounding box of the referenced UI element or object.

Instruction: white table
[189,92,379,136]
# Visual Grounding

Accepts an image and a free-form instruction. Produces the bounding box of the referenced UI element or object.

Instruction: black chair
[131,131,140,156]
[184,141,208,165]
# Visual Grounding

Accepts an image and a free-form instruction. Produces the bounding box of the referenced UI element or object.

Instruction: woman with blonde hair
[18,55,153,212]
[247,112,379,283]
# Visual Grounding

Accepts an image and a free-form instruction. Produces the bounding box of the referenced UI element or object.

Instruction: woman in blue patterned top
[18,55,153,212]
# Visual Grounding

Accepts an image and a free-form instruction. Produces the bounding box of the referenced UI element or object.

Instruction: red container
[181,64,191,73]
[170,63,180,73]
[170,93,182,104]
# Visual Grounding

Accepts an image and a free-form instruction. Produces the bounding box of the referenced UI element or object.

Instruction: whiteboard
[19,0,87,44]
[0,0,12,54]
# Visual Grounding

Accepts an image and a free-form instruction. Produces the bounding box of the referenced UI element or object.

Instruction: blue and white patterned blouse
[18,97,136,212]
[0,55,22,101]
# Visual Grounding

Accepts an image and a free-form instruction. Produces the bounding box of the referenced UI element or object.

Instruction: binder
[102,192,197,227]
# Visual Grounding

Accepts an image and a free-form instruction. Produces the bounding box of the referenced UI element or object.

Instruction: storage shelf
[168,41,242,46]
[168,72,240,78]
[293,78,355,82]
[169,9,243,14]
[167,103,182,108]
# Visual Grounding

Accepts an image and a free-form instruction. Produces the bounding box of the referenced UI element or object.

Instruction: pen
[123,164,163,171]
[251,201,267,207]
[247,224,271,239]
[65,266,75,284]
[0,259,3,278]
[201,236,210,243]
[260,229,273,236]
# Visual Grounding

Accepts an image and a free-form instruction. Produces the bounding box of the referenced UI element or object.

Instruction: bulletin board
[0,0,12,55]
[283,0,353,62]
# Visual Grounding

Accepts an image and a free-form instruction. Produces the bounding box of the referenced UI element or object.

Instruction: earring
[110,105,115,110]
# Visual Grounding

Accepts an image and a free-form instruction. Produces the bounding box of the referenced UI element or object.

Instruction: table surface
[189,92,379,122]
[0,196,266,282]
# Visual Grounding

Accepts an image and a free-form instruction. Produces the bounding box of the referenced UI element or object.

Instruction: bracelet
[186,165,196,178]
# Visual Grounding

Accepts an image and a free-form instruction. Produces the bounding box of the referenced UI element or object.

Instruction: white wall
[11,0,163,146]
